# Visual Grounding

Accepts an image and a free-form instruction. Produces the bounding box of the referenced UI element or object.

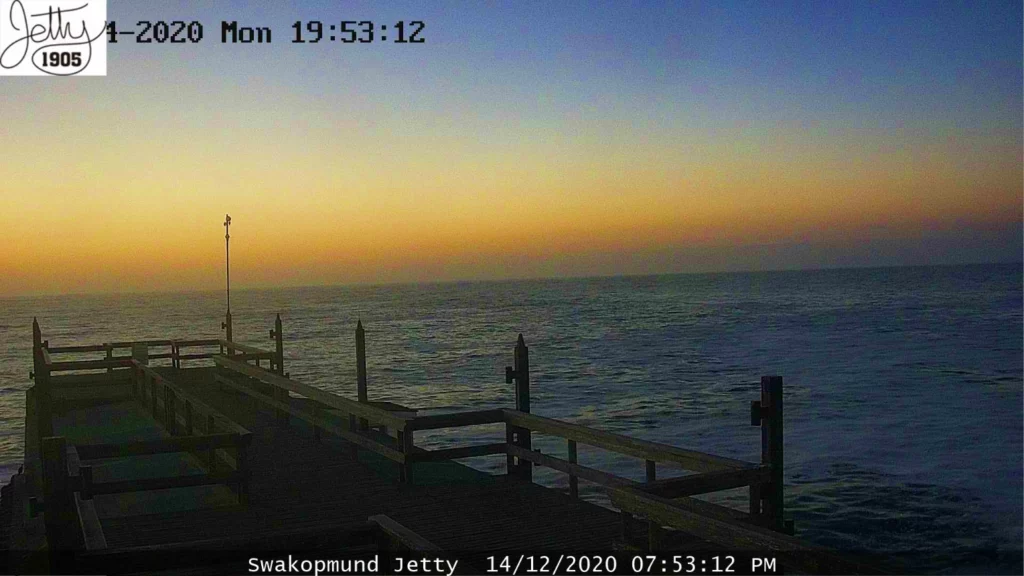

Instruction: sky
[1,0,1021,296]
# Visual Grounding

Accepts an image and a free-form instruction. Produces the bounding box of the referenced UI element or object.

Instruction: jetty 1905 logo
[0,0,106,76]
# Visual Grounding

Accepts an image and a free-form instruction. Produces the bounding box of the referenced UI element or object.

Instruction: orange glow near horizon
[0,3,1020,296]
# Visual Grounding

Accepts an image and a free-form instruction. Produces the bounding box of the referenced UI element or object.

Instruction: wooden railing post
[271,314,288,426]
[171,341,180,371]
[41,436,74,568]
[32,318,54,440]
[751,375,784,531]
[505,334,532,481]
[222,310,233,353]
[104,343,113,382]
[356,320,369,431]
[272,314,285,375]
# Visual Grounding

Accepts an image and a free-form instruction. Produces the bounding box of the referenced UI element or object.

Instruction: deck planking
[89,367,623,554]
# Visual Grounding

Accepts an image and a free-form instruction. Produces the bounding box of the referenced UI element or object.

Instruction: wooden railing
[209,334,780,519]
[31,351,253,564]
[29,316,868,569]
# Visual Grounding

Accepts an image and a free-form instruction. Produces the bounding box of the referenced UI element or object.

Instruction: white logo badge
[0,0,107,76]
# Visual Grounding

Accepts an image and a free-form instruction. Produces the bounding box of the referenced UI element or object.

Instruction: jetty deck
[4,315,878,574]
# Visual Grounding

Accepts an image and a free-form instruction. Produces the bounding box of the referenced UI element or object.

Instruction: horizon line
[4,259,1020,300]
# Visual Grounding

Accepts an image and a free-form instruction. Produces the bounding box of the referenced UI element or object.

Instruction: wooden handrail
[507,444,636,488]
[502,410,751,473]
[46,344,107,353]
[174,338,221,348]
[368,515,442,552]
[640,466,771,498]
[409,443,507,463]
[48,358,133,372]
[406,409,505,431]
[132,361,249,436]
[608,486,884,574]
[219,339,273,355]
[212,372,407,463]
[214,355,409,430]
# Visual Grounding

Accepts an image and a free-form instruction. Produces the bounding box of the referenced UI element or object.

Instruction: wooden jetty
[2,314,880,575]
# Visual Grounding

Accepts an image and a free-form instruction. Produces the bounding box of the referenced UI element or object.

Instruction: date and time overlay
[0,0,425,76]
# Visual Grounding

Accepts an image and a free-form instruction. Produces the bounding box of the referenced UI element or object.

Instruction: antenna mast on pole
[222,214,233,343]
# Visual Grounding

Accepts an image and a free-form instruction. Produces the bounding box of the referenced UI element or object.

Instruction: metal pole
[223,214,233,344]
[224,214,231,313]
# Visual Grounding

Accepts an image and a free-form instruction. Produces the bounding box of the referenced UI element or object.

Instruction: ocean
[1,263,1020,573]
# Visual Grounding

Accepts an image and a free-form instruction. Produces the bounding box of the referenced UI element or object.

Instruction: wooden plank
[368,514,442,552]
[176,353,216,361]
[41,347,52,366]
[409,443,506,463]
[174,339,221,347]
[107,340,175,348]
[507,444,635,488]
[46,344,108,353]
[641,466,771,499]
[74,493,107,550]
[406,409,505,431]
[214,356,409,430]
[502,410,751,473]
[49,358,133,372]
[50,371,132,387]
[219,340,273,355]
[75,433,241,459]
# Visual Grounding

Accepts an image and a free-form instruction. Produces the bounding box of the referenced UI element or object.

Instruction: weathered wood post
[105,343,114,383]
[356,320,369,431]
[750,375,784,531]
[32,318,54,440]
[505,334,532,481]
[271,314,288,426]
[222,310,233,354]
[41,436,74,568]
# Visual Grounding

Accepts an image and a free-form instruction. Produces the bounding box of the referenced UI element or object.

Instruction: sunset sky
[1,0,1021,296]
